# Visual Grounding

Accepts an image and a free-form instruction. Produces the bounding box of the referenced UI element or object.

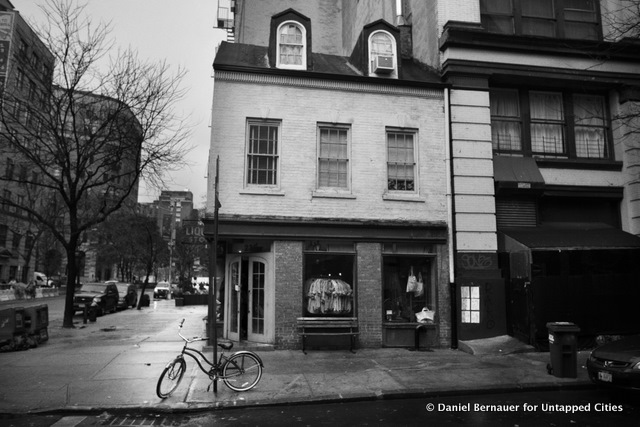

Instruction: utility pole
[208,156,221,392]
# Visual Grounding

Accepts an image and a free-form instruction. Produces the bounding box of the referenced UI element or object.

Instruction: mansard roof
[213,41,443,87]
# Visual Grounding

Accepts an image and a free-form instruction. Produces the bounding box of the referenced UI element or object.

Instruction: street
[1,388,639,427]
[0,289,157,322]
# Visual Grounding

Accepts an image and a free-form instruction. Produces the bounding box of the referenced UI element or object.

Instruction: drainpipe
[444,87,458,349]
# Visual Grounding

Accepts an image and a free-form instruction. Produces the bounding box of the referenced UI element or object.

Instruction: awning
[0,247,12,258]
[493,156,545,192]
[500,224,640,250]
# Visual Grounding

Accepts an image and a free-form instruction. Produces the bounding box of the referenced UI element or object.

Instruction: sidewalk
[0,299,593,415]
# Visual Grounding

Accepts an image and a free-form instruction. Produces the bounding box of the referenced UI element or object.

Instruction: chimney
[396,2,412,60]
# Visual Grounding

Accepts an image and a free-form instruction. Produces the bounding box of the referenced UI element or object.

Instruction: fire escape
[217,0,236,42]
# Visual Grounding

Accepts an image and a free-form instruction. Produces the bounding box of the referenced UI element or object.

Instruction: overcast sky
[12,0,227,207]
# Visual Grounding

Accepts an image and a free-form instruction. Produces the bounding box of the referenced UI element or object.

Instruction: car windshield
[116,285,129,293]
[79,284,107,293]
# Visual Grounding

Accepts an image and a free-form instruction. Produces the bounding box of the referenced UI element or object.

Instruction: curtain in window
[371,32,393,56]
[521,0,555,36]
[530,92,565,155]
[490,89,522,151]
[574,94,607,158]
[480,0,514,33]
[279,24,303,65]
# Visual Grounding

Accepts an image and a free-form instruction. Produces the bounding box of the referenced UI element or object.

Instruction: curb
[0,381,596,417]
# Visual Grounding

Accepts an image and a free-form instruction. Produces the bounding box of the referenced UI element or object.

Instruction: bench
[296,317,359,354]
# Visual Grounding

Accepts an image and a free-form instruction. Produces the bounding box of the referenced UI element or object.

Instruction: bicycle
[156,319,264,398]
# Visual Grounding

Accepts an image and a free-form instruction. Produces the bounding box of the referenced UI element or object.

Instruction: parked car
[111,282,138,309]
[587,335,640,390]
[33,272,54,287]
[73,282,119,316]
[154,282,171,299]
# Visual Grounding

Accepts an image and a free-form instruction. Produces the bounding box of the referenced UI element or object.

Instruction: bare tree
[0,0,191,327]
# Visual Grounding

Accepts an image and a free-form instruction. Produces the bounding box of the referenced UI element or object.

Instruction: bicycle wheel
[156,357,186,398]
[222,352,263,392]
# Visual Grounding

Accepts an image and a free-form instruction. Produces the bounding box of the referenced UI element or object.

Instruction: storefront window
[304,243,355,317]
[383,255,435,323]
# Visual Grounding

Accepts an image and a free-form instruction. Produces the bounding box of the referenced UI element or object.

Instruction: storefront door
[225,254,272,343]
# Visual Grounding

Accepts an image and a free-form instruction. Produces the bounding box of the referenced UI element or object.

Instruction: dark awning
[493,156,545,191]
[0,247,12,258]
[500,224,640,250]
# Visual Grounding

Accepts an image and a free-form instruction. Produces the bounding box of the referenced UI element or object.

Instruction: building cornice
[214,69,445,99]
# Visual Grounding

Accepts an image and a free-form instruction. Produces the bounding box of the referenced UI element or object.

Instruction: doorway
[225,254,273,343]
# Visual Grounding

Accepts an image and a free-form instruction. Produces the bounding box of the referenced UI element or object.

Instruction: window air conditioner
[373,55,394,74]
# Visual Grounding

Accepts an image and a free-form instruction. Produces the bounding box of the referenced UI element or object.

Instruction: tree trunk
[62,248,78,328]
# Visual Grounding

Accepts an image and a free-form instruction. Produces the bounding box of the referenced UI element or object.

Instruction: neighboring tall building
[157,190,193,237]
[0,2,55,283]
[208,0,640,350]
[408,0,640,347]
[138,190,197,283]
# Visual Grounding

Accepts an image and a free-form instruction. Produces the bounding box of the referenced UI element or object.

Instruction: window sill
[535,158,623,171]
[312,191,356,200]
[382,193,426,203]
[240,188,285,196]
[383,321,436,328]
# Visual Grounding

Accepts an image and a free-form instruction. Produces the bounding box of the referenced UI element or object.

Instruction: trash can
[140,294,150,307]
[0,307,27,350]
[24,304,49,343]
[546,322,580,378]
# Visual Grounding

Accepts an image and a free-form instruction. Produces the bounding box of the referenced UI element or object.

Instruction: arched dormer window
[277,21,306,70]
[368,30,397,77]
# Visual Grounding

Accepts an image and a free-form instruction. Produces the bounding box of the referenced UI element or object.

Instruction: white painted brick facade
[209,74,447,224]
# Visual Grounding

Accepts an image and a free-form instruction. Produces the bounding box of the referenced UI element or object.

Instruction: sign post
[207,156,221,393]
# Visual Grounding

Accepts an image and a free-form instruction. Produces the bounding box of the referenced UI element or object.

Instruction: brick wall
[209,75,447,225]
[356,242,382,348]
[236,0,344,55]
[273,240,303,349]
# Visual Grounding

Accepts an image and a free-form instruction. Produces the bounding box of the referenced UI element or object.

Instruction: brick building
[206,4,452,349]
[0,2,55,283]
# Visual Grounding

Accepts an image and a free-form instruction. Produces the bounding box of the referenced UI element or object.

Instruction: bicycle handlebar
[177,319,207,343]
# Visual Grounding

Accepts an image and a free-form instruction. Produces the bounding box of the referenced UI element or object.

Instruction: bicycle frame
[174,324,264,380]
[157,320,264,397]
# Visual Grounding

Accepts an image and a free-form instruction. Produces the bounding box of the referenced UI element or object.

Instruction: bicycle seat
[217,341,233,350]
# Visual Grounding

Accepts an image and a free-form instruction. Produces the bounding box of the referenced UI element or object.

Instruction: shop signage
[182,223,206,244]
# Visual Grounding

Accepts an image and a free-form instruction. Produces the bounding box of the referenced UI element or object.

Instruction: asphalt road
[0,289,157,321]
[1,388,638,427]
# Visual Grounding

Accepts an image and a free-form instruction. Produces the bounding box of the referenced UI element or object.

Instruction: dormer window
[277,21,306,69]
[368,30,397,77]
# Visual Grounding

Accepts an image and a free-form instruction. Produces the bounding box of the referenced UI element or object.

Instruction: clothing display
[305,277,353,315]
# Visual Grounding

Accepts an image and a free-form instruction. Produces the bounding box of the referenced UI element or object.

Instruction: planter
[182,294,209,306]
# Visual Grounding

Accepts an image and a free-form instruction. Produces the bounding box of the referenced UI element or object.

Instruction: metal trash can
[546,322,580,378]
[24,304,49,343]
[140,294,150,307]
[0,307,27,350]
